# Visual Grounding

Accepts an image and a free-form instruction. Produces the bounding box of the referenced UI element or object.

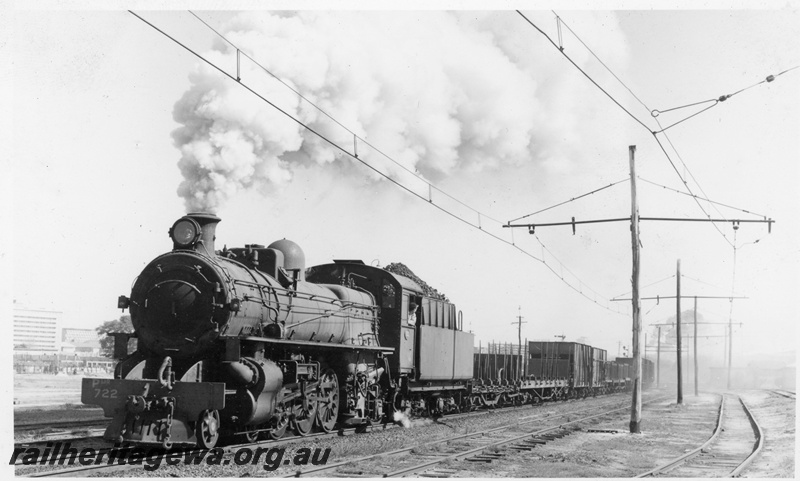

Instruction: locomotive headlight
[170,217,201,247]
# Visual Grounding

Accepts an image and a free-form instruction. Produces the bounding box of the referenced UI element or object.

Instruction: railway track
[15,418,108,444]
[15,393,639,477]
[637,393,764,478]
[12,398,523,474]
[771,389,795,400]
[15,419,108,432]
[12,393,565,467]
[287,394,667,477]
[16,427,356,476]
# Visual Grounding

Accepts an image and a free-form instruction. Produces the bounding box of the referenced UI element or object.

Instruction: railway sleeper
[475,452,505,459]
[466,453,506,463]
[525,438,548,444]
[420,468,458,477]
[509,444,536,451]
[334,468,381,476]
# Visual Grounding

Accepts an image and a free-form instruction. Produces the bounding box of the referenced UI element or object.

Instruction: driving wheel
[316,369,339,433]
[195,409,220,449]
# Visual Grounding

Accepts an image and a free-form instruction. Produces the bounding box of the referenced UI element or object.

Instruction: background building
[13,301,62,353]
[61,328,102,357]
[13,302,113,374]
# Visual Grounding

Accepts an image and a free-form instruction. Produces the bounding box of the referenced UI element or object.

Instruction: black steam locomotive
[82,213,647,449]
[82,213,473,448]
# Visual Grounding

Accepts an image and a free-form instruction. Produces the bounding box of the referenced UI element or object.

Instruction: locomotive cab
[306,261,474,416]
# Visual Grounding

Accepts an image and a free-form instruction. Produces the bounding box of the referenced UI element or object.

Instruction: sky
[4,4,799,370]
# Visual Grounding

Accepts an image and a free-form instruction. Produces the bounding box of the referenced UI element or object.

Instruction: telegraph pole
[656,326,661,388]
[646,308,742,396]
[511,306,526,379]
[727,315,733,389]
[629,145,643,434]
[693,296,698,396]
[676,260,683,404]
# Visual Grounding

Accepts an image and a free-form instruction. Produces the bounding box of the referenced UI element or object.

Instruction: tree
[96,315,135,358]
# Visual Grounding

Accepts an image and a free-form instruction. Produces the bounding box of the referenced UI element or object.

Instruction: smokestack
[190,213,221,256]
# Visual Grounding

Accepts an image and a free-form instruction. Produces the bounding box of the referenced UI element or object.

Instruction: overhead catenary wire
[650,134,735,247]
[184,11,625,316]
[517,10,780,245]
[534,233,615,307]
[679,272,744,296]
[651,65,799,132]
[130,10,628,317]
[637,176,767,219]
[188,10,507,227]
[651,116,732,223]
[508,177,629,223]
[553,12,652,114]
[516,11,653,134]
[512,12,740,253]
[516,10,776,249]
[128,11,504,242]
[612,274,676,301]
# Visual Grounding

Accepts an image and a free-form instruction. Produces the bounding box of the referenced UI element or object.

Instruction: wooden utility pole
[656,326,661,388]
[511,306,526,379]
[727,309,733,389]
[478,340,482,379]
[629,145,643,434]
[676,260,683,404]
[524,337,528,379]
[493,342,497,382]
[693,296,698,396]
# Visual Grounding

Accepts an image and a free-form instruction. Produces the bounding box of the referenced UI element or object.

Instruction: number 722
[94,388,118,399]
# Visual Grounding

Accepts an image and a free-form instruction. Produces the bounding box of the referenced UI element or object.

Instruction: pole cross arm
[648,322,743,326]
[504,217,774,234]
[610,295,748,302]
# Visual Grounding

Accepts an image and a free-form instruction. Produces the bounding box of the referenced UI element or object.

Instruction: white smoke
[171,11,629,212]
[393,409,413,429]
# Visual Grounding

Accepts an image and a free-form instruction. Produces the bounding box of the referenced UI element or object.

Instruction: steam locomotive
[82,213,647,449]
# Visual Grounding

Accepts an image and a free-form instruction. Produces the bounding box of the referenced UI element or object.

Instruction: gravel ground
[15,405,104,427]
[16,392,638,477]
[738,390,795,478]
[14,404,106,444]
[404,392,723,477]
[14,389,793,477]
[14,373,109,407]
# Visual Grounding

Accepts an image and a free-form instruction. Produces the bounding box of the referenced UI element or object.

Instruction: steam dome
[268,239,306,281]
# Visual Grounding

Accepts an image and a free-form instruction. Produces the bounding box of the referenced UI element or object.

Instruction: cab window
[381,281,396,308]
[408,297,418,325]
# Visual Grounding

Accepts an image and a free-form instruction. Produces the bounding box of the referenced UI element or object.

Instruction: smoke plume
[172,11,628,212]
[393,409,413,429]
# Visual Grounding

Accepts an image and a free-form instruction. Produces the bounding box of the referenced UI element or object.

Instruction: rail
[636,393,724,477]
[729,396,765,477]
[289,393,668,477]
[637,393,764,478]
